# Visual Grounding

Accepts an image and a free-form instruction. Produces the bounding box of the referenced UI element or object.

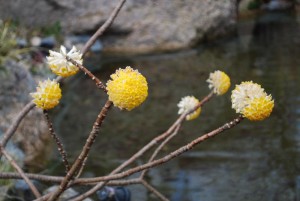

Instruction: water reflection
[51,10,300,201]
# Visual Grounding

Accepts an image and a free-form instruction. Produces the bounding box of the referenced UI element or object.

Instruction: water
[51,10,300,201]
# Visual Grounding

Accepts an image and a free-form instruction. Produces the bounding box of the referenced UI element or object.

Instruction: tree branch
[1,147,42,199]
[65,56,107,92]
[81,0,127,56]
[43,110,70,173]
[70,91,215,200]
[0,102,35,154]
[48,100,112,201]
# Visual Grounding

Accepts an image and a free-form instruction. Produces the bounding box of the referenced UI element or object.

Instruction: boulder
[0,60,52,171]
[0,0,237,54]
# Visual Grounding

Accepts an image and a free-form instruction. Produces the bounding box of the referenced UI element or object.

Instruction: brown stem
[81,0,127,56]
[0,172,64,183]
[1,147,42,199]
[71,92,215,200]
[140,124,181,179]
[75,156,87,179]
[0,102,35,154]
[48,100,112,201]
[73,116,244,184]
[0,172,141,187]
[0,115,244,191]
[43,110,70,173]
[65,56,107,92]
[141,179,169,201]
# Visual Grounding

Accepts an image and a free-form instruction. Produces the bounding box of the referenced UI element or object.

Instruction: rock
[64,35,103,52]
[40,36,56,49]
[0,60,52,171]
[97,186,131,201]
[0,0,237,54]
[44,186,93,201]
[30,36,56,49]
[16,38,28,48]
[6,180,44,201]
[30,36,42,47]
[261,0,293,11]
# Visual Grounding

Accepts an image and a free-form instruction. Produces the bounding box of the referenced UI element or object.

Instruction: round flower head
[30,79,62,110]
[106,66,148,111]
[231,81,274,121]
[177,96,201,121]
[47,45,83,77]
[207,70,231,95]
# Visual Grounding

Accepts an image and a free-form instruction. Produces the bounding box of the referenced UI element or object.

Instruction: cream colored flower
[231,81,274,121]
[47,45,83,77]
[207,70,231,95]
[177,96,201,121]
[30,79,62,110]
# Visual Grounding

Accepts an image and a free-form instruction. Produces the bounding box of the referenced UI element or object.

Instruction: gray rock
[261,0,293,11]
[0,0,237,54]
[44,186,93,201]
[64,35,103,52]
[7,180,44,201]
[0,60,51,171]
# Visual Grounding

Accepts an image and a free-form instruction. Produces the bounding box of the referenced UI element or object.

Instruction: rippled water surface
[52,11,300,201]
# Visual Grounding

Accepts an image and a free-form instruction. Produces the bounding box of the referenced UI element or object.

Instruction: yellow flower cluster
[106,67,148,111]
[177,96,201,121]
[30,79,62,110]
[207,70,231,95]
[47,46,82,77]
[231,81,274,121]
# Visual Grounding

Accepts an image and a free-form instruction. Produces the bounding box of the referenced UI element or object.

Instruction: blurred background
[0,0,300,200]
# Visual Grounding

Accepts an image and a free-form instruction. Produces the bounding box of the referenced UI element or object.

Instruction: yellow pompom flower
[177,96,201,121]
[47,45,83,77]
[207,70,231,95]
[106,66,148,111]
[231,81,274,121]
[30,79,62,110]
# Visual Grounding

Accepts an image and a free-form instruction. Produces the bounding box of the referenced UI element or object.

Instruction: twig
[140,124,181,179]
[70,115,244,184]
[75,156,87,179]
[65,56,107,92]
[0,102,35,152]
[70,91,215,200]
[43,110,70,173]
[141,179,169,201]
[0,172,64,183]
[0,147,42,199]
[81,0,127,56]
[139,126,181,200]
[0,115,244,190]
[0,172,141,186]
[48,100,113,201]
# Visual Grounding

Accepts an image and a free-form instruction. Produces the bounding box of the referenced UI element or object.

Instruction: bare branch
[140,124,181,179]
[81,0,127,56]
[1,147,42,199]
[71,91,215,200]
[141,179,169,201]
[48,100,113,201]
[43,110,70,173]
[0,102,35,152]
[65,56,107,92]
[73,115,244,184]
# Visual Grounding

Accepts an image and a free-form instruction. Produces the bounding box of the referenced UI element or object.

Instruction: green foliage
[0,21,17,63]
[0,159,14,186]
[40,21,62,38]
[247,0,261,10]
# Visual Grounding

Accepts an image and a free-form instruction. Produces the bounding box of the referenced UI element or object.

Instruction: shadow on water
[50,10,300,201]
